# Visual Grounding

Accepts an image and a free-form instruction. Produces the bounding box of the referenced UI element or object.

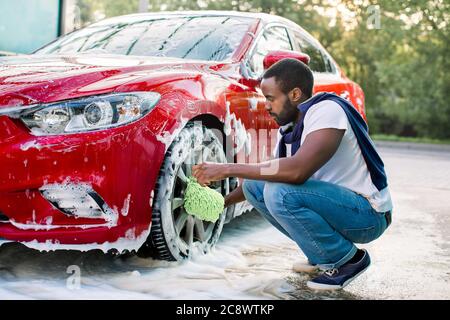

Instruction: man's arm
[193,128,345,185]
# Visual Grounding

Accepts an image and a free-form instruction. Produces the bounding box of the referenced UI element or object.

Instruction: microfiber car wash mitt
[184,177,225,223]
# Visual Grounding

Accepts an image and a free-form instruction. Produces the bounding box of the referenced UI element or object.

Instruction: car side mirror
[263,50,310,70]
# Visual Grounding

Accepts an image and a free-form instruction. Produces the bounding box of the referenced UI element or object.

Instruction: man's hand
[192,162,228,186]
[192,165,246,207]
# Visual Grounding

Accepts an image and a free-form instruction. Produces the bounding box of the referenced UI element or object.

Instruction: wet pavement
[0,145,449,299]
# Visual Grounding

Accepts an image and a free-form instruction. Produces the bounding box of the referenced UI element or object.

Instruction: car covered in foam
[0,11,365,260]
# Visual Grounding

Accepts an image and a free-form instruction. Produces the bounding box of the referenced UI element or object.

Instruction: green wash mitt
[184,177,225,223]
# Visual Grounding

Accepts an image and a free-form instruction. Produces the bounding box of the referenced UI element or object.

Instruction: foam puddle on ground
[1,198,448,300]
[0,211,304,300]
[1,146,449,300]
[1,206,442,300]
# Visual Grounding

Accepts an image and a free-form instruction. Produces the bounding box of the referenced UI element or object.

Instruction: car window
[248,26,292,77]
[35,16,254,62]
[322,51,335,73]
[294,32,332,73]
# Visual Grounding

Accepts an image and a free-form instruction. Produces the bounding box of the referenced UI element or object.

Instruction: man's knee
[263,182,312,216]
[263,182,288,212]
[242,179,265,203]
[241,179,256,197]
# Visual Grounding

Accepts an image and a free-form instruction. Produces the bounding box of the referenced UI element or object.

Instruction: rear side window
[322,51,335,73]
[249,26,293,77]
[294,32,332,73]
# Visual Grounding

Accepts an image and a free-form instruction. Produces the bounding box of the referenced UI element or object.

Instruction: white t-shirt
[274,100,393,213]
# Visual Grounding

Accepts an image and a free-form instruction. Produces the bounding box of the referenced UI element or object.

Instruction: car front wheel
[140,124,230,261]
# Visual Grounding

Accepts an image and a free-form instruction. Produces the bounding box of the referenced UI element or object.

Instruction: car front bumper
[0,114,165,251]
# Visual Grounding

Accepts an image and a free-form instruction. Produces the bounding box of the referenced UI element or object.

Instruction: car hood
[0,54,224,108]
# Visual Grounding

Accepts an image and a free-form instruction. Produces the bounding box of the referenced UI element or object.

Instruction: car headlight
[20,92,160,135]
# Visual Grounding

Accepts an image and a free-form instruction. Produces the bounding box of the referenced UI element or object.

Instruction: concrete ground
[0,143,449,299]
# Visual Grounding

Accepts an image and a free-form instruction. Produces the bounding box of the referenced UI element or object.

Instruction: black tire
[139,124,230,261]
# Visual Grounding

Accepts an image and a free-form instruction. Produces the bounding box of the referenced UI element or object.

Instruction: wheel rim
[170,136,226,248]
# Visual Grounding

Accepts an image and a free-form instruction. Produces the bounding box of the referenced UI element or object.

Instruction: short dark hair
[262,58,314,98]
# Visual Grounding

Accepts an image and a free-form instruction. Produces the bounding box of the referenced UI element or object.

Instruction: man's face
[260,77,300,126]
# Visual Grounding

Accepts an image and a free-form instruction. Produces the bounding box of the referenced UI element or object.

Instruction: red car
[0,11,365,260]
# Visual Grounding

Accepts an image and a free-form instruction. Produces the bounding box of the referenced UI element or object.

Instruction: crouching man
[193,58,393,290]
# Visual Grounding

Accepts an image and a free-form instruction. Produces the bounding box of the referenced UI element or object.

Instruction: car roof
[92,10,299,28]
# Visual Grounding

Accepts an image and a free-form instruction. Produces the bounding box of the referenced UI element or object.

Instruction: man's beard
[272,99,298,126]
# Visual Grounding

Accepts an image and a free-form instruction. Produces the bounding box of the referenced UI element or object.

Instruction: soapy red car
[0,11,365,260]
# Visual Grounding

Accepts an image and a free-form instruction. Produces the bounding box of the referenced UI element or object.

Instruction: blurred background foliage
[76,0,449,139]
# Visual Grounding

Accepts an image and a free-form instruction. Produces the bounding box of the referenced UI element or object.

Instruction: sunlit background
[0,0,448,140]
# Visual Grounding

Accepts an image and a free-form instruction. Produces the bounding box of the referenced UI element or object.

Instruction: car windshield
[35,15,254,61]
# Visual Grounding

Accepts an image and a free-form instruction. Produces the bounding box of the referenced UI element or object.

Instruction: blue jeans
[242,179,389,270]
